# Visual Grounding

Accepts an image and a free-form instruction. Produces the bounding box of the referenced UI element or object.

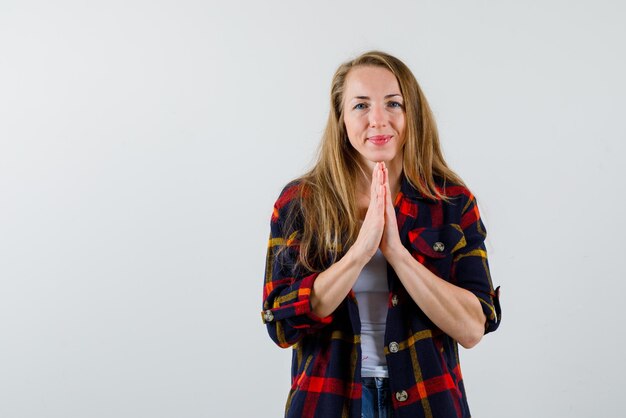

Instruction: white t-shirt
[352,248,389,378]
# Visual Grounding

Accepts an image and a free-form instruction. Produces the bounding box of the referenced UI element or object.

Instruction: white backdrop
[1,1,625,417]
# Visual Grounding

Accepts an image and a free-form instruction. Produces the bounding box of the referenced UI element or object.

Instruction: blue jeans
[361,377,394,418]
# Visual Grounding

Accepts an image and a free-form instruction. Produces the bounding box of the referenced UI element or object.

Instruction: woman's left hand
[379,162,404,259]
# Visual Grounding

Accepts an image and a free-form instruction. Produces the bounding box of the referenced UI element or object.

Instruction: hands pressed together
[310,162,487,347]
[352,162,404,263]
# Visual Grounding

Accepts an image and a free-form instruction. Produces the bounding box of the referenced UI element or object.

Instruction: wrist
[384,244,411,267]
[344,242,371,269]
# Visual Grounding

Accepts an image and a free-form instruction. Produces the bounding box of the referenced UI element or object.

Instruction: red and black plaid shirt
[261,174,501,418]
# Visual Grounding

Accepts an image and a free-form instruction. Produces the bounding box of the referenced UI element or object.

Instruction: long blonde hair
[284,51,466,272]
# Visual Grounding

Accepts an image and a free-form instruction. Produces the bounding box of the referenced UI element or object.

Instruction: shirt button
[395,390,408,402]
[389,342,399,353]
[391,294,399,307]
[432,241,445,252]
[263,309,274,322]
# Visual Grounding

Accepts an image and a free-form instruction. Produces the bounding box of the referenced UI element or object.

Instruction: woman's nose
[368,104,387,128]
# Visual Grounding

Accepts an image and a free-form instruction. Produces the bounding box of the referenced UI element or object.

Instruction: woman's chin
[363,152,399,165]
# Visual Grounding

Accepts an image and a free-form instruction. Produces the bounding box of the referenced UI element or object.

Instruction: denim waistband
[361,376,389,389]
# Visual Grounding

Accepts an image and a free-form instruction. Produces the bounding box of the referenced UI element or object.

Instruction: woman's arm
[263,163,388,347]
[384,248,486,348]
[379,164,487,349]
[310,163,386,318]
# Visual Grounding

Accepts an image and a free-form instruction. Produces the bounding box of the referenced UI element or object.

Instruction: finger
[370,162,380,197]
[385,180,394,211]
[368,165,383,214]
[382,174,395,215]
[376,165,384,201]
[379,184,386,212]
[380,161,386,183]
[380,162,385,186]
[382,167,388,192]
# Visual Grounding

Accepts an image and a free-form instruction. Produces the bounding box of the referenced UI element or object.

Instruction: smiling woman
[260,51,501,418]
[343,66,406,175]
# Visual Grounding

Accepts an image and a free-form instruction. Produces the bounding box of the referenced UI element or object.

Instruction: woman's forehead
[344,66,401,99]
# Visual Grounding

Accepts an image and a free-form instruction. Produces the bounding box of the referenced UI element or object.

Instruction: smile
[367,135,392,146]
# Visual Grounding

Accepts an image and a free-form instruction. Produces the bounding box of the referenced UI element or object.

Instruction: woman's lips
[367,135,392,145]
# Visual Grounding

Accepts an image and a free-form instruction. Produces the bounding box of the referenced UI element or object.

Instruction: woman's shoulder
[434,175,475,201]
[274,178,312,206]
[404,174,473,204]
[271,179,308,225]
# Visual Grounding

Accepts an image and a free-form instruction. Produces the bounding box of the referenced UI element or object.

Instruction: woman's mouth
[367,135,392,146]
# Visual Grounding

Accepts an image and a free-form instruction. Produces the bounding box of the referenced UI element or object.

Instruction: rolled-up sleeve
[452,194,501,335]
[261,186,333,348]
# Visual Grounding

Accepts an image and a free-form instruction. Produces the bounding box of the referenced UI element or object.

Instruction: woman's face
[342,65,406,170]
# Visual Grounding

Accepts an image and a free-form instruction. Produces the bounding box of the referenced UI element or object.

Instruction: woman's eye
[353,103,367,110]
[388,101,403,109]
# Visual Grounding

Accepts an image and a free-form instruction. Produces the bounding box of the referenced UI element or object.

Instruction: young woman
[261,51,501,418]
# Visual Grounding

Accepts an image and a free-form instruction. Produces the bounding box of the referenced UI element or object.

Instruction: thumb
[369,162,380,202]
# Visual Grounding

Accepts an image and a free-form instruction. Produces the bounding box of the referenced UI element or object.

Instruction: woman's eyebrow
[351,94,403,100]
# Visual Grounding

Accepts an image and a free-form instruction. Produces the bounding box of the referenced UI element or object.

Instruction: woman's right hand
[309,162,386,318]
[351,162,386,263]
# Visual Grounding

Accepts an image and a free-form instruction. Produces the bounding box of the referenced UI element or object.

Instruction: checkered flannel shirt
[261,175,501,418]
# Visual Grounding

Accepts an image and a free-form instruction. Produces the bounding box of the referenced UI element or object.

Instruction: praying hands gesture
[310,161,405,319]
[352,161,403,264]
[310,162,487,348]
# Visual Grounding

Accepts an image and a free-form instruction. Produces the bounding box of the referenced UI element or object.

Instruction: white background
[1,1,625,417]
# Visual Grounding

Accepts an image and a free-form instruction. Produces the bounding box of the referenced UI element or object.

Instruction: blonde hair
[284,50,466,272]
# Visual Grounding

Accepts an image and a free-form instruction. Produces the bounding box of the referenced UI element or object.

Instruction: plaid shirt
[261,174,501,418]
